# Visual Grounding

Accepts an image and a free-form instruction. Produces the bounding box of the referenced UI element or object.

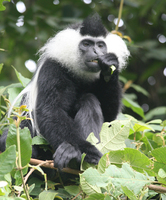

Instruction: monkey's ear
[80,13,108,37]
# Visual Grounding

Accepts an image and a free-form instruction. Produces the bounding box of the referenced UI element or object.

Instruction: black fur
[35,54,121,168]
[80,14,108,37]
[0,16,123,170]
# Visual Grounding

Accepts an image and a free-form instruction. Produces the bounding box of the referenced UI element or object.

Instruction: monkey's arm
[96,53,122,122]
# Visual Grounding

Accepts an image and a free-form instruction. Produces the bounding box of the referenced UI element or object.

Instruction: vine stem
[115,0,124,31]
[16,121,30,200]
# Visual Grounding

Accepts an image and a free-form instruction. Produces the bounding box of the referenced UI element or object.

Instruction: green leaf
[27,177,44,196]
[98,148,153,175]
[146,119,162,124]
[0,197,25,200]
[153,134,163,146]
[133,121,154,132]
[151,147,166,173]
[146,48,166,61]
[119,75,127,83]
[84,193,106,200]
[0,83,22,97]
[6,124,32,168]
[158,168,166,179]
[8,87,22,106]
[121,186,139,200]
[0,63,3,73]
[161,193,166,200]
[86,132,99,146]
[104,163,154,195]
[81,163,154,197]
[0,0,10,11]
[122,95,144,118]
[161,120,166,127]
[32,135,49,145]
[13,186,24,192]
[145,107,166,121]
[12,66,30,87]
[64,185,80,196]
[80,169,102,195]
[130,83,149,96]
[39,190,61,200]
[28,183,35,194]
[80,167,109,188]
[96,120,130,154]
[140,136,154,154]
[0,145,16,180]
[110,65,116,75]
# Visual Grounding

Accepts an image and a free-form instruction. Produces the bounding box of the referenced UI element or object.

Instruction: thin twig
[71,190,83,200]
[115,0,124,31]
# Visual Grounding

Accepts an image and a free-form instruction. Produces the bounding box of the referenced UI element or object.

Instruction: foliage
[0,0,166,199]
[0,68,166,200]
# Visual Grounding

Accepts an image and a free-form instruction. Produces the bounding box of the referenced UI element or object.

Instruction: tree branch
[1,151,166,194]
[148,184,166,194]
[30,158,81,175]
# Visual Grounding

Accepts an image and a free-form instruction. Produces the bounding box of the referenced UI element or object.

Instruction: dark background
[0,0,166,118]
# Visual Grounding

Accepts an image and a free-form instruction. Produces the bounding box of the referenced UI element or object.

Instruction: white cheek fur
[38,28,130,76]
[104,33,130,70]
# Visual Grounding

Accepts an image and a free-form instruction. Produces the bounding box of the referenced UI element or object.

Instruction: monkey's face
[79,38,107,73]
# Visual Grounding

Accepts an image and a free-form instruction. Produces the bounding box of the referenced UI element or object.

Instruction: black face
[79,38,107,72]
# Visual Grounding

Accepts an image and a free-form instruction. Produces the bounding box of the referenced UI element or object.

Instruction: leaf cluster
[1,0,166,199]
[0,67,166,200]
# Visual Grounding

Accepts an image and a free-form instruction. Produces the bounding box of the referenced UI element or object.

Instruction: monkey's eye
[98,43,104,48]
[83,42,90,47]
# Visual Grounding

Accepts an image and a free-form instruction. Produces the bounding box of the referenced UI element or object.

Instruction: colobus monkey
[0,14,130,169]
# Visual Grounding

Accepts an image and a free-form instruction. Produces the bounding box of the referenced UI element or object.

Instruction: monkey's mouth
[91,59,98,63]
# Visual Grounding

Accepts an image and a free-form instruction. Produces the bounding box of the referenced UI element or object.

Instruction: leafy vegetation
[0,0,166,199]
[0,65,166,200]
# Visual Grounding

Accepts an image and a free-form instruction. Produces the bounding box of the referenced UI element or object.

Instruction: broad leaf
[80,163,154,197]
[13,66,30,87]
[98,148,153,175]
[64,185,80,196]
[80,169,102,195]
[145,107,166,121]
[151,147,166,173]
[0,145,16,180]
[39,190,61,200]
[130,83,149,96]
[122,94,144,118]
[6,124,32,168]
[84,193,109,200]
[104,163,154,195]
[96,120,130,154]
[0,83,22,97]
[121,186,138,200]
[32,135,49,145]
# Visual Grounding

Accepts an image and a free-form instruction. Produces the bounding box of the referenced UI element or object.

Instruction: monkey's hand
[53,141,81,169]
[98,53,119,82]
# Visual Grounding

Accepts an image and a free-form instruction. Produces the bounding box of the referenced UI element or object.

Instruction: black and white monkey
[0,14,130,169]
